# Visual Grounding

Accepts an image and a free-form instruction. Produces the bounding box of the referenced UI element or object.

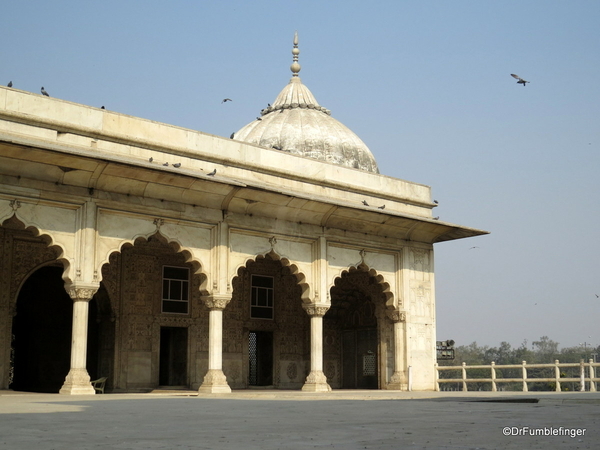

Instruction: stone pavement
[0,390,598,449]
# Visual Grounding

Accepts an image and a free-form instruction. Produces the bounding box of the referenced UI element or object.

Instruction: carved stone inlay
[9,200,21,211]
[286,362,298,380]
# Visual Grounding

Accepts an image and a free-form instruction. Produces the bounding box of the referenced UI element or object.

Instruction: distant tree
[532,336,559,361]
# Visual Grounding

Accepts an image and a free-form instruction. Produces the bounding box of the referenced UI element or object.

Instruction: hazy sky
[2,1,599,350]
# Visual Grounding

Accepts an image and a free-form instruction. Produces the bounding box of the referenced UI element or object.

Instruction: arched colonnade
[0,199,411,394]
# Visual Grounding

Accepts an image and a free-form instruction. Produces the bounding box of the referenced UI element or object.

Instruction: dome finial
[291,31,301,77]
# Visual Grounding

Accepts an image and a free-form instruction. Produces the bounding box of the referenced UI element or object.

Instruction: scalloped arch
[1,214,73,284]
[232,249,311,303]
[330,262,394,308]
[101,231,209,295]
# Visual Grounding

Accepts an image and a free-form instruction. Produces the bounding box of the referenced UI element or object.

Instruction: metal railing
[435,359,599,392]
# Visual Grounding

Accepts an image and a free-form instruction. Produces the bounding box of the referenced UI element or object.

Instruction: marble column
[301,304,331,392]
[386,309,408,390]
[59,285,97,395]
[199,294,232,394]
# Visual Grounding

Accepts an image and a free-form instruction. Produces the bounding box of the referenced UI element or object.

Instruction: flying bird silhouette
[41,87,49,96]
[7,81,12,87]
[510,74,529,86]
[222,98,232,103]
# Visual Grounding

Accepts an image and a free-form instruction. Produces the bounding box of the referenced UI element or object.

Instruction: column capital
[201,294,232,310]
[386,308,407,323]
[302,303,330,317]
[66,283,99,302]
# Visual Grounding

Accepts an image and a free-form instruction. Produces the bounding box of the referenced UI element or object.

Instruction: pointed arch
[99,231,209,296]
[330,263,394,309]
[232,249,310,304]
[1,215,72,302]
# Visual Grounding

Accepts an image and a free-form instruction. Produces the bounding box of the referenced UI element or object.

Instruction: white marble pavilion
[0,34,487,394]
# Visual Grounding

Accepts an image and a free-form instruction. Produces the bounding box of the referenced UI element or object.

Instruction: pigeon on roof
[7,81,12,87]
[41,87,49,96]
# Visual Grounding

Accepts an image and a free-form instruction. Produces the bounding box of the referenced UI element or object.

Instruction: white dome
[234,34,379,173]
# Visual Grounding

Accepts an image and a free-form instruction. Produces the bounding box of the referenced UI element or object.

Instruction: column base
[59,368,95,395]
[386,371,407,390]
[198,369,232,394]
[301,370,332,392]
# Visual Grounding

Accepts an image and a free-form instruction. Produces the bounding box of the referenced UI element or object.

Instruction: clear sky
[2,1,599,349]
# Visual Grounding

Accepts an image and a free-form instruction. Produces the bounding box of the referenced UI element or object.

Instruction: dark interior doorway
[159,327,188,386]
[248,331,273,386]
[342,328,378,389]
[10,266,72,393]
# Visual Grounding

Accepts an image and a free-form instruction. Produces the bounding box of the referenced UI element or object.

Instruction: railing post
[522,361,528,392]
[554,360,561,392]
[462,362,468,392]
[491,361,497,392]
[580,359,586,392]
[434,363,440,391]
[589,359,596,392]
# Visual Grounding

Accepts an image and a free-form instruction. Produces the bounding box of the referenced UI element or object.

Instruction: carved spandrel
[10,238,61,303]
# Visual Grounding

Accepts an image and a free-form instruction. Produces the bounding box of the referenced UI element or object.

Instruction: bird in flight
[41,87,49,96]
[222,98,232,103]
[7,81,12,87]
[510,74,529,86]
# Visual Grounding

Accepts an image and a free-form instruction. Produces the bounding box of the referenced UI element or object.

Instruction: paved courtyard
[0,390,597,449]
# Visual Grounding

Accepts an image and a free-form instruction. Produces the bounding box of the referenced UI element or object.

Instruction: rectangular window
[162,266,189,314]
[251,275,274,319]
